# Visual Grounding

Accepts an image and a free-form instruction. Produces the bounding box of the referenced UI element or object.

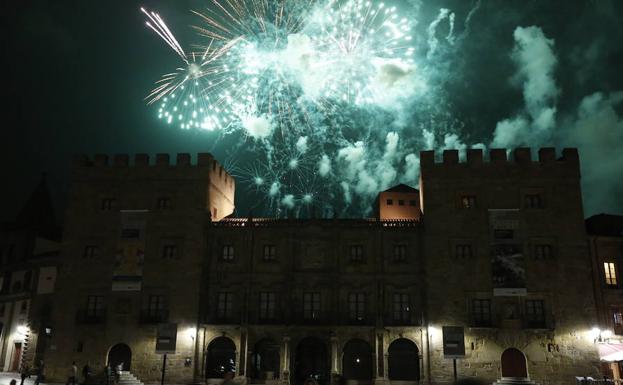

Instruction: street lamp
[591,327,613,343]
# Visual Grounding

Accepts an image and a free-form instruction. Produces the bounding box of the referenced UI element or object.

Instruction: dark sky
[2,0,623,222]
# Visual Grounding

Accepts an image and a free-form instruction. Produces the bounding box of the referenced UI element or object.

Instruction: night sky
[2,0,623,222]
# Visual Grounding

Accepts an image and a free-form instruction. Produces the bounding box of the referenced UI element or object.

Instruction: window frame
[83,245,98,259]
[216,292,234,320]
[348,292,366,322]
[259,292,276,320]
[525,299,546,328]
[392,293,410,323]
[604,262,618,287]
[470,298,492,327]
[349,245,364,263]
[86,295,104,317]
[455,244,473,259]
[303,292,321,320]
[221,245,235,262]
[263,245,277,261]
[460,195,477,209]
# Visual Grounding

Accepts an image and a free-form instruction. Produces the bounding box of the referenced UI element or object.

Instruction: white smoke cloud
[562,91,623,215]
[269,181,280,196]
[318,154,331,176]
[296,136,309,154]
[492,26,558,148]
[427,8,454,58]
[242,114,274,139]
[337,141,366,180]
[281,194,295,208]
[403,153,420,184]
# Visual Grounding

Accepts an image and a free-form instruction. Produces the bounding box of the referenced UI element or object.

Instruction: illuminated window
[263,245,276,261]
[350,245,364,263]
[455,244,473,258]
[157,197,171,209]
[348,293,366,322]
[471,299,491,327]
[461,195,476,209]
[222,245,235,261]
[216,292,234,320]
[259,292,276,320]
[392,293,410,323]
[525,300,546,328]
[303,292,321,320]
[524,194,544,209]
[100,198,115,210]
[162,245,177,259]
[83,245,98,259]
[604,262,618,286]
[393,245,407,263]
[86,295,104,317]
[534,244,553,260]
[386,199,394,206]
[398,200,405,206]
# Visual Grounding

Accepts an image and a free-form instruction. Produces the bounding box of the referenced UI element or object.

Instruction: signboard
[156,323,178,354]
[489,209,526,296]
[112,210,147,291]
[442,326,465,358]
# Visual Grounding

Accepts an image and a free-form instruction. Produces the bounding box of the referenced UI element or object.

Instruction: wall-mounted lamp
[17,325,29,335]
[187,327,197,341]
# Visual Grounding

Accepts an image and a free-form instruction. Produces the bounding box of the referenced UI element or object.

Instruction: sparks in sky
[141,1,464,216]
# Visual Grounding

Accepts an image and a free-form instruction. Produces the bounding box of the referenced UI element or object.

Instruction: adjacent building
[0,177,60,372]
[586,214,623,379]
[39,148,608,385]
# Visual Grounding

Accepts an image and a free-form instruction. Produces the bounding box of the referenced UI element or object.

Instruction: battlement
[420,147,579,169]
[71,152,235,188]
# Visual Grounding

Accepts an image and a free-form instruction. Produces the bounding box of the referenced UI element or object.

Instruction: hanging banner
[489,209,526,296]
[112,210,147,291]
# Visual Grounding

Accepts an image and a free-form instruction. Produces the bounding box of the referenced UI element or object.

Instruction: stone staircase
[118,371,144,385]
[493,377,539,385]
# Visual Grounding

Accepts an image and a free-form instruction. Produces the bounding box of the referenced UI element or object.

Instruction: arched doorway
[108,344,132,371]
[206,337,237,378]
[501,348,528,378]
[342,339,373,383]
[388,338,419,381]
[251,338,280,380]
[295,337,329,385]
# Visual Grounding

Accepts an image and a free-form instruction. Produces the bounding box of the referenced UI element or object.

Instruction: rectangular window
[525,300,546,328]
[100,198,115,210]
[263,245,276,261]
[471,299,491,327]
[216,292,234,320]
[83,246,98,259]
[147,295,167,317]
[409,200,417,207]
[222,245,235,261]
[524,194,544,209]
[259,292,276,320]
[392,293,410,323]
[348,293,366,322]
[350,245,364,263]
[86,295,104,317]
[605,262,618,286]
[534,244,553,260]
[393,245,407,263]
[162,245,177,259]
[398,200,405,206]
[613,309,623,335]
[455,244,473,259]
[303,292,321,320]
[461,195,476,209]
[157,197,171,209]
[386,199,393,206]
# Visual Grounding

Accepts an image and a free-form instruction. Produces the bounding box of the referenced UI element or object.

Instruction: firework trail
[142,0,474,216]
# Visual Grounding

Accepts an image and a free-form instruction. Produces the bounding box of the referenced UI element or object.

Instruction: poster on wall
[489,209,526,296]
[112,210,147,291]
